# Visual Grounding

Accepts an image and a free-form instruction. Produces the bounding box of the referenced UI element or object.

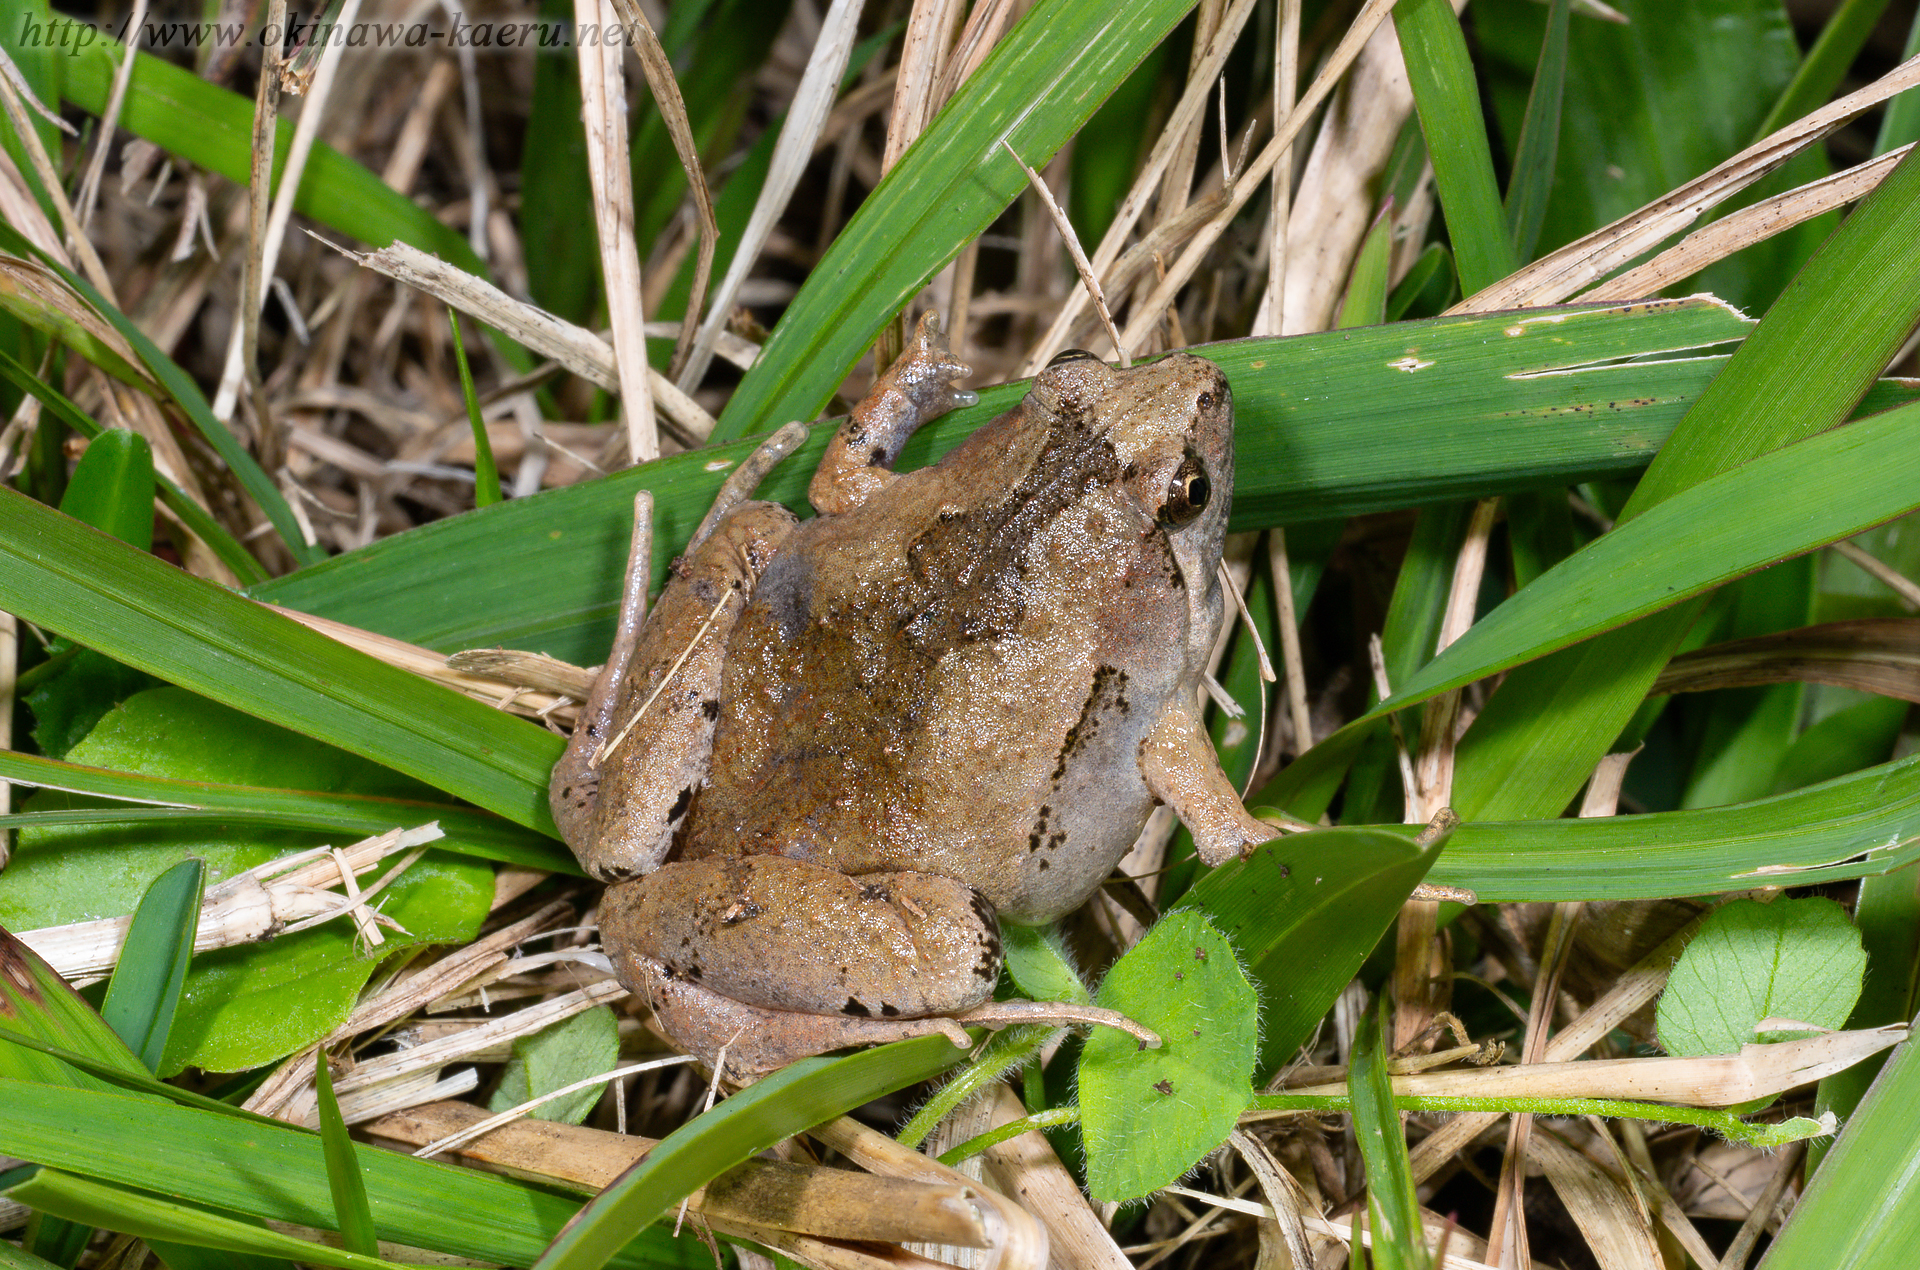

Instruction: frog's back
[678,401,1210,924]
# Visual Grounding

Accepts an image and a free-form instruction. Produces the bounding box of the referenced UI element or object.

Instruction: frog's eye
[1159,454,1211,527]
[1047,349,1102,367]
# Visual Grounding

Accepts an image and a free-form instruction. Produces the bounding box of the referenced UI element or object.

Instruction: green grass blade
[100,858,203,1073]
[313,1056,378,1257]
[532,1037,968,1268]
[1874,6,1920,155]
[0,1024,295,1127]
[0,490,562,832]
[1350,998,1426,1270]
[1758,1019,1920,1266]
[257,300,1778,662]
[1811,862,1920,1172]
[1449,144,1920,822]
[58,428,153,551]
[0,1078,705,1269]
[1397,752,1920,898]
[0,347,266,584]
[1375,401,1920,713]
[447,308,501,508]
[1336,209,1393,329]
[1393,0,1521,294]
[4,1170,404,1270]
[1748,0,1894,146]
[1503,0,1571,261]
[0,749,570,871]
[0,930,149,1088]
[712,0,1199,439]
[0,1236,64,1269]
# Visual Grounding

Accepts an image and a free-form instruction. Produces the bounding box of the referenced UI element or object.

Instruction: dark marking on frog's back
[1052,665,1130,781]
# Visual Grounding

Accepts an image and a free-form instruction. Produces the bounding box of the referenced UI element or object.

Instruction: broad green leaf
[489,1006,619,1126]
[5,1170,395,1270]
[59,428,152,551]
[257,300,1773,662]
[531,1037,967,1268]
[1417,753,1920,900]
[0,1078,704,1269]
[1079,911,1257,1202]
[713,0,1202,438]
[1395,0,1520,294]
[1758,1028,1920,1266]
[1656,898,1867,1055]
[0,748,568,872]
[1350,999,1426,1270]
[315,1056,379,1257]
[1174,827,1439,1074]
[1,689,492,1075]
[0,489,563,831]
[100,858,203,1073]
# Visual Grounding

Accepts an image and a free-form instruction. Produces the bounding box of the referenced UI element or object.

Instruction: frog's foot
[1139,700,1284,866]
[633,954,978,1077]
[810,312,976,515]
[954,999,1161,1049]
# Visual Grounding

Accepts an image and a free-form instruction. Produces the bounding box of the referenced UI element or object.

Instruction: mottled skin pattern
[551,315,1276,1073]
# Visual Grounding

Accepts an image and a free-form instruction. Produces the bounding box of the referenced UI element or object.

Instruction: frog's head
[1027,348,1235,660]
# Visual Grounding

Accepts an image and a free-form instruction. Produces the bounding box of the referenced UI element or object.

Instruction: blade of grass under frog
[0,490,562,832]
[254,299,1787,663]
[100,858,202,1073]
[532,1036,969,1269]
[0,347,266,585]
[0,749,569,870]
[0,1078,701,1269]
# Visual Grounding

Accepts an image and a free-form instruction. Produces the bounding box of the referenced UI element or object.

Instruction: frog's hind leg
[809,312,976,516]
[601,856,1004,1022]
[551,491,655,858]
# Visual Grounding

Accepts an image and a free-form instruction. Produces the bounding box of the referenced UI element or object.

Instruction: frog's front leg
[1138,700,1291,865]
[808,312,976,515]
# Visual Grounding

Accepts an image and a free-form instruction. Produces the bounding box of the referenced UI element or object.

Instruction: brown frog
[551,315,1280,1074]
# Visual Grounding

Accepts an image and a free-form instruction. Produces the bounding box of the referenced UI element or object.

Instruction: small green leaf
[1001,923,1092,1007]
[1078,911,1257,1202]
[1336,209,1393,330]
[490,1006,619,1126]
[1656,898,1867,1056]
[59,428,153,551]
[101,858,203,1072]
[314,1055,378,1256]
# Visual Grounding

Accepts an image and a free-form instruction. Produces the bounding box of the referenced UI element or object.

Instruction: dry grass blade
[678,0,866,396]
[17,824,444,981]
[0,47,109,291]
[1586,144,1917,302]
[574,0,658,462]
[883,0,964,174]
[1021,0,1260,373]
[1650,617,1920,703]
[1833,539,1920,609]
[1002,140,1128,365]
[1160,1185,1505,1270]
[607,0,719,380]
[71,0,146,231]
[1527,1129,1664,1270]
[340,239,711,442]
[1227,1128,1315,1270]
[1455,52,1920,312]
[1115,0,1403,354]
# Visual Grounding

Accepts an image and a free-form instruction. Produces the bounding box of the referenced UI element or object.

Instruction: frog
[550,314,1283,1075]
